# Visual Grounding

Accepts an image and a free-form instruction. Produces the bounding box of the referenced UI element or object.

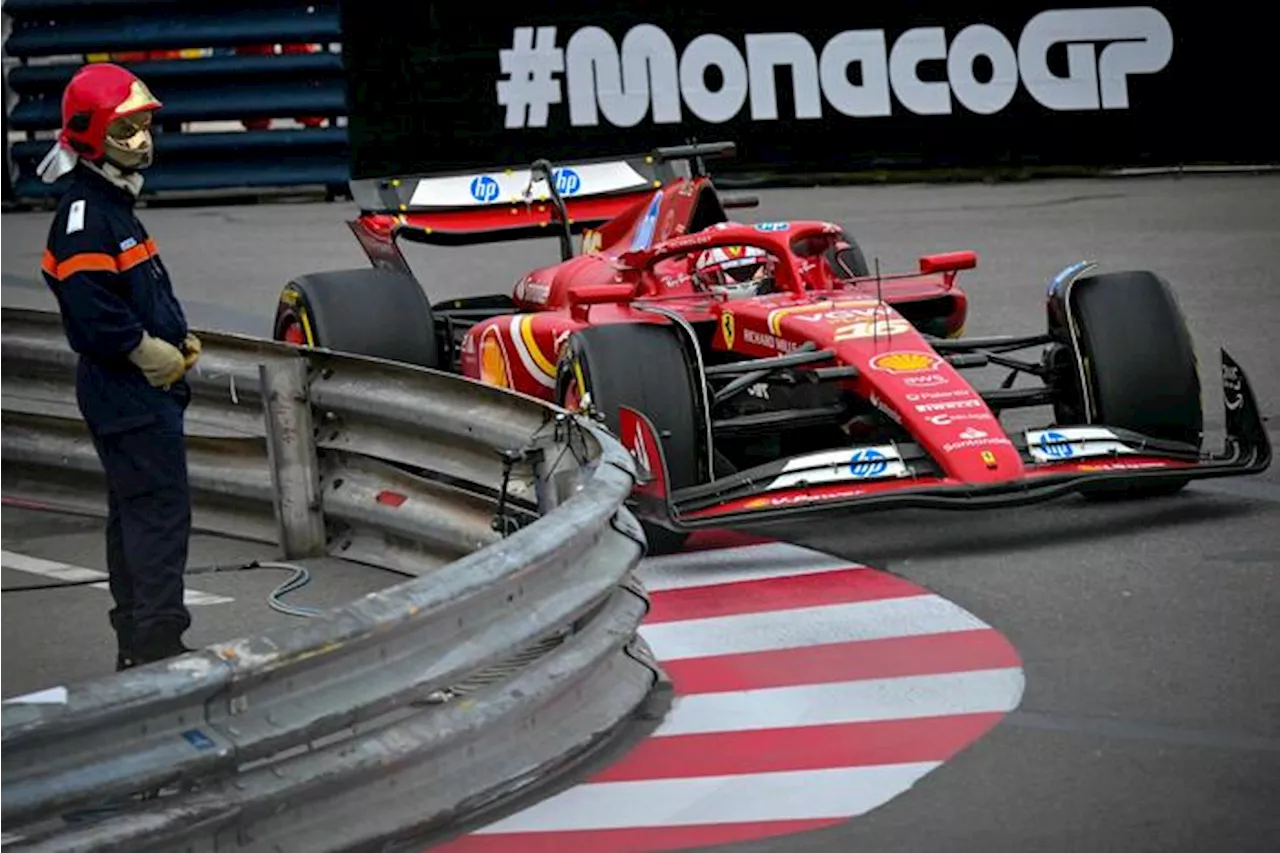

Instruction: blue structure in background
[2,0,350,201]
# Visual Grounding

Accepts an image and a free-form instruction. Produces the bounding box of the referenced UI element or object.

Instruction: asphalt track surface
[3,174,1280,852]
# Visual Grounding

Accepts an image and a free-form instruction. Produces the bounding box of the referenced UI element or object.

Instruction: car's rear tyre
[273,268,439,369]
[1054,270,1202,499]
[824,223,871,279]
[556,322,704,556]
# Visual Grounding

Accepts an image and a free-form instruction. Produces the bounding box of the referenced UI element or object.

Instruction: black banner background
[0,56,12,202]
[341,3,1273,181]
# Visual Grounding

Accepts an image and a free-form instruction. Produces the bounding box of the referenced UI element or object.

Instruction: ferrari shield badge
[720,311,736,349]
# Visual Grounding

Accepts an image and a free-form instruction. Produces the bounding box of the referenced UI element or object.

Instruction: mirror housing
[568,283,636,320]
[919,250,978,274]
[568,284,635,306]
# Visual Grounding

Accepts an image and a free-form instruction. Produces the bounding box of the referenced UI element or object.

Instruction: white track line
[1,550,234,606]
[639,542,856,590]
[472,762,942,833]
[1,687,68,705]
[639,594,988,661]
[655,668,1026,736]
[642,559,863,591]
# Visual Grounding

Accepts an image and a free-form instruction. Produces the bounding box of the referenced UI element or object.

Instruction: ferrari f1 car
[273,141,1271,554]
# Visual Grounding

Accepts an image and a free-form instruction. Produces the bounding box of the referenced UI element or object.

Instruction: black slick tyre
[1059,270,1202,499]
[556,322,704,556]
[824,223,870,279]
[273,268,439,369]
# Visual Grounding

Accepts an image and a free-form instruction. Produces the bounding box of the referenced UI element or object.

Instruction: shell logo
[479,326,513,388]
[869,351,942,374]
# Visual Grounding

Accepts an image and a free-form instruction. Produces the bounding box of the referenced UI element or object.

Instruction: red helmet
[59,63,162,166]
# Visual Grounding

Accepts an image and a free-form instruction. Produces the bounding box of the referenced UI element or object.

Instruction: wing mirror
[918,251,978,274]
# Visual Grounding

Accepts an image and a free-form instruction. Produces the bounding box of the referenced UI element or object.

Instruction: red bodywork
[362,175,968,393]
[342,163,1267,531]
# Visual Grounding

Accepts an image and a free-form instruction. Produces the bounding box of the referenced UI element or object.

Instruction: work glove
[181,333,202,370]
[128,332,187,388]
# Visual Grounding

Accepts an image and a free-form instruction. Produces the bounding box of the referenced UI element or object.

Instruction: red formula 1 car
[274,142,1270,553]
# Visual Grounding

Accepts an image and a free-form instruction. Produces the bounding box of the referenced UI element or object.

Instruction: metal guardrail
[0,307,659,852]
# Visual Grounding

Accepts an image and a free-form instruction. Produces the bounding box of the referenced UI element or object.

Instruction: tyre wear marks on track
[433,537,1026,852]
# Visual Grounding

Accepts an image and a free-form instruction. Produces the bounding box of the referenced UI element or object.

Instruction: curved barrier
[0,307,659,853]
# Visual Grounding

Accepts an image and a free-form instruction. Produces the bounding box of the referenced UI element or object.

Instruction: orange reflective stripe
[42,237,158,280]
[117,243,150,271]
[116,237,159,272]
[42,250,120,280]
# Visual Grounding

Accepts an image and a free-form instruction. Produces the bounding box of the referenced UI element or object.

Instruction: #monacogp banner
[340,3,1271,180]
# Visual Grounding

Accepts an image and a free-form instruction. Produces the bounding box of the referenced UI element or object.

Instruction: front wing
[620,349,1271,532]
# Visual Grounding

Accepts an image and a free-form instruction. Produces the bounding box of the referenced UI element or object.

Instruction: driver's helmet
[694,244,774,299]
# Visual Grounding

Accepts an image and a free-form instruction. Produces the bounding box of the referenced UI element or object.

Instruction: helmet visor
[722,263,761,284]
[104,110,155,169]
[106,111,152,142]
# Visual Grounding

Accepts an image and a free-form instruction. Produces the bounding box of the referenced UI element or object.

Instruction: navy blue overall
[41,164,192,660]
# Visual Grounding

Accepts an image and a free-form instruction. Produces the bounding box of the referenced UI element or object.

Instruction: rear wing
[347,142,738,253]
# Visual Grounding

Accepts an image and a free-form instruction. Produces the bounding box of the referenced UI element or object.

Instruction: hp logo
[552,167,581,196]
[849,449,888,478]
[469,175,501,203]
[1040,430,1074,458]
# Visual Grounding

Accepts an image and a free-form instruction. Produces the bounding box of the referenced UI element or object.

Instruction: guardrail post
[260,358,326,558]
[531,412,591,515]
